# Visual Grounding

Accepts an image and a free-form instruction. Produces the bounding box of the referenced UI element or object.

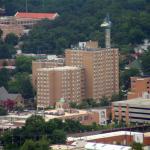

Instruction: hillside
[1,0,150,54]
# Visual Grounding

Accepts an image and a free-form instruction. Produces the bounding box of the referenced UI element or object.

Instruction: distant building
[0,59,15,67]
[112,97,150,124]
[65,41,119,101]
[32,56,65,89]
[128,76,150,99]
[68,131,150,147]
[0,12,59,27]
[37,66,85,107]
[2,107,99,126]
[0,87,24,108]
[0,24,25,38]
[91,107,111,125]
[0,12,59,37]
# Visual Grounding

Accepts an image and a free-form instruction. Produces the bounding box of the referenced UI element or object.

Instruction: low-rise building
[112,97,150,124]
[68,131,150,146]
[1,108,99,126]
[0,87,24,108]
[128,76,150,99]
[0,12,59,37]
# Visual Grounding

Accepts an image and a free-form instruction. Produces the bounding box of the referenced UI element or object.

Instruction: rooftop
[0,86,21,101]
[38,66,81,71]
[112,97,150,107]
[1,109,92,123]
[15,12,58,20]
[84,142,131,150]
[67,131,143,142]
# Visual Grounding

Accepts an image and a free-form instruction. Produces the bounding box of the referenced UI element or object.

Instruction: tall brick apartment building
[32,57,64,89]
[65,41,119,101]
[37,66,85,107]
[33,41,119,107]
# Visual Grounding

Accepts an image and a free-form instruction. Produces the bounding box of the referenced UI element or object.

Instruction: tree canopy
[1,0,149,54]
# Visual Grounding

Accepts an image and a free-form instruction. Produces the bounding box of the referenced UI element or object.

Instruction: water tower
[101,14,111,48]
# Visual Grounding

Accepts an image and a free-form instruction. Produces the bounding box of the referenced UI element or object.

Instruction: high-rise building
[37,66,85,107]
[65,41,119,101]
[32,57,64,89]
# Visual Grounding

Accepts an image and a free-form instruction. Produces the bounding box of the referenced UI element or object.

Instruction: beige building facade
[37,66,84,107]
[65,46,119,101]
[32,58,64,88]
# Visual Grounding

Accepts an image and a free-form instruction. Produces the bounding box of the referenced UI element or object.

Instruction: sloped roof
[14,12,58,20]
[0,87,20,101]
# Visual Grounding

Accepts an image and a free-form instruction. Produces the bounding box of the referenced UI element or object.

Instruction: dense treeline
[1,0,150,54]
[0,115,119,150]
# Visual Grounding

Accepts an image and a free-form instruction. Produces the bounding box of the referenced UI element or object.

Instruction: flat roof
[38,66,81,71]
[84,142,131,150]
[144,132,150,137]
[2,109,91,123]
[113,98,150,107]
[67,131,143,142]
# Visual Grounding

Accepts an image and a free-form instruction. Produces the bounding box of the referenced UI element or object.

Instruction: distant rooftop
[14,12,58,20]
[38,66,81,71]
[68,131,143,142]
[113,97,150,107]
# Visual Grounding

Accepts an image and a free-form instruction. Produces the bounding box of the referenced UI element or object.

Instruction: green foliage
[70,97,110,109]
[131,142,143,150]
[20,139,36,150]
[0,106,7,116]
[2,0,149,54]
[99,96,110,106]
[0,68,10,88]
[16,56,34,73]
[4,33,19,46]
[140,49,150,75]
[120,68,140,90]
[111,91,124,102]
[20,137,49,150]
[0,30,16,59]
[1,114,131,149]
[51,130,66,144]
[8,72,34,99]
[0,42,14,59]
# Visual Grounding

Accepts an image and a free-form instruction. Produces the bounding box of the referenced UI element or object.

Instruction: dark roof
[0,87,20,101]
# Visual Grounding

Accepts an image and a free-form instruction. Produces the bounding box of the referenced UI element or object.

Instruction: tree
[120,68,140,90]
[20,137,49,150]
[1,99,16,111]
[20,139,36,150]
[8,72,34,99]
[5,33,19,46]
[140,50,150,75]
[51,129,66,144]
[16,56,33,73]
[0,106,7,116]
[35,136,50,150]
[131,142,143,150]
[99,96,110,106]
[0,68,10,88]
[0,43,12,59]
